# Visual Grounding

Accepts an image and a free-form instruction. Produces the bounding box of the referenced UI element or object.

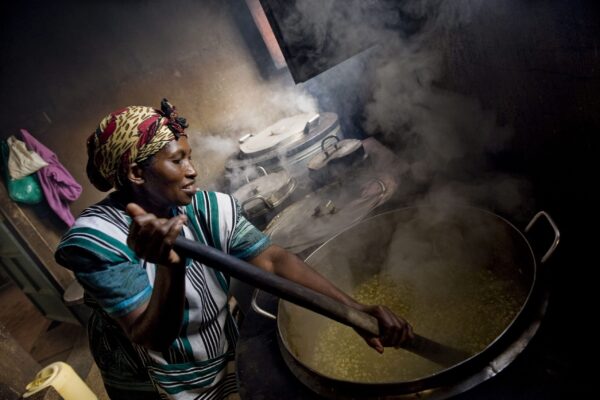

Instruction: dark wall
[437,1,596,270]
[439,1,598,393]
[440,0,598,207]
[0,0,299,245]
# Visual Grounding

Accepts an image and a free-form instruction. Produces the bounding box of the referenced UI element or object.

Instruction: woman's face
[139,136,198,211]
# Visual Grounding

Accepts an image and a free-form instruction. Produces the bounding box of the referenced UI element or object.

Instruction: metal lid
[237,112,339,160]
[239,113,318,157]
[307,137,364,171]
[232,171,296,219]
[264,179,387,254]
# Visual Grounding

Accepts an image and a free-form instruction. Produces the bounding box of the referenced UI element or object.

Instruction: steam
[402,0,486,30]
[254,0,535,258]
[186,132,239,189]
[299,0,530,215]
[355,1,530,215]
[188,78,321,189]
[227,81,319,136]
[264,82,319,116]
[196,0,534,258]
[189,133,239,157]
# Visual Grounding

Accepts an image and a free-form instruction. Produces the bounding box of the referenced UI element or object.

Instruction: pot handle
[238,133,254,144]
[320,136,340,157]
[372,178,387,197]
[251,289,276,320]
[524,211,560,263]
[240,177,296,212]
[244,166,268,184]
[241,195,275,211]
[358,178,387,203]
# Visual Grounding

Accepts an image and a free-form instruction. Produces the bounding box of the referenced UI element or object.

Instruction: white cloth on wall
[6,135,48,179]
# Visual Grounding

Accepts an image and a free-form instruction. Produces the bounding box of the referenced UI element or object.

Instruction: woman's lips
[182,183,197,195]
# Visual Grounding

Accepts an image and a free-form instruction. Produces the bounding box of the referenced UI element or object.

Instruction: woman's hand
[249,246,414,354]
[356,304,414,354]
[126,203,187,268]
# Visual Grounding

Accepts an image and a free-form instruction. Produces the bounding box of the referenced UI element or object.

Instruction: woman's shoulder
[184,191,238,229]
[73,194,126,225]
[187,190,235,213]
[57,194,135,266]
[61,193,130,245]
[195,190,234,201]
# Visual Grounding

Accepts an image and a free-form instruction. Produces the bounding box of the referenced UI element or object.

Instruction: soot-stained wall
[0,0,303,246]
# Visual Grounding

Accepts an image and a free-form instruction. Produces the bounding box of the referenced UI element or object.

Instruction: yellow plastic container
[22,361,97,400]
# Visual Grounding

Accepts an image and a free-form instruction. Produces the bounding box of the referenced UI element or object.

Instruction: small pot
[225,113,343,187]
[308,136,368,186]
[232,168,296,229]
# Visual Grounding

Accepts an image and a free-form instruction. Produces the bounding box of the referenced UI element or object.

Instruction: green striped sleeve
[230,203,271,260]
[58,226,137,262]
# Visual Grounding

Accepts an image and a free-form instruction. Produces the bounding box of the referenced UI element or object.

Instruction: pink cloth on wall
[19,129,82,226]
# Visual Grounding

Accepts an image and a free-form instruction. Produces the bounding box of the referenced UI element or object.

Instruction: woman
[55,99,413,400]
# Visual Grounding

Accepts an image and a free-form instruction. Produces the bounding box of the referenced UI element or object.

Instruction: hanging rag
[19,129,82,226]
[6,135,49,179]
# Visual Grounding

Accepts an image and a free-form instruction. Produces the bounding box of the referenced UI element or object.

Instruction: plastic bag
[0,139,43,204]
[7,135,48,179]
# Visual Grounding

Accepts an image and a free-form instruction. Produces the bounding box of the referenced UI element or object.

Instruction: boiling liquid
[306,268,526,383]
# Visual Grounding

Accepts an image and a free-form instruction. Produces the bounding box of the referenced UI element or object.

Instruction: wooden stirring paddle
[174,237,471,367]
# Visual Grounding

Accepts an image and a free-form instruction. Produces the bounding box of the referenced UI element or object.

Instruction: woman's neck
[113,190,171,218]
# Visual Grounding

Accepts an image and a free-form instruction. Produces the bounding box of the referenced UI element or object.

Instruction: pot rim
[276,205,538,389]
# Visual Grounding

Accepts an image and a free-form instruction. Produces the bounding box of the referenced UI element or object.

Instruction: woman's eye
[173,159,182,164]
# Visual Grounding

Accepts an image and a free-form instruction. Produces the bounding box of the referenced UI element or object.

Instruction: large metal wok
[252,206,559,398]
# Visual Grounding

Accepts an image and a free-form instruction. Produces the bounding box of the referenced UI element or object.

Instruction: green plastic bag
[0,139,43,204]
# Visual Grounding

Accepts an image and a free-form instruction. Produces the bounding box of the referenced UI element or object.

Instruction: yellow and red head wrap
[86,99,188,191]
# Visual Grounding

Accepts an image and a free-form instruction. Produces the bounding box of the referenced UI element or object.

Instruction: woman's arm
[116,203,188,351]
[248,244,413,353]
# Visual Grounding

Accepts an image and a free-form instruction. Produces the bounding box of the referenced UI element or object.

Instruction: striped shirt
[56,191,270,399]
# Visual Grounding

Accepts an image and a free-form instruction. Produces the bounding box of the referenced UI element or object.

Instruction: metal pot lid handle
[238,133,254,144]
[240,176,296,211]
[244,166,268,184]
[234,173,297,221]
[371,178,387,197]
[320,135,340,157]
[241,194,275,211]
[304,114,321,134]
[525,211,560,263]
[251,289,277,320]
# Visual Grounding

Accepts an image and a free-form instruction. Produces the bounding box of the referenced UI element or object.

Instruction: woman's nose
[186,160,197,177]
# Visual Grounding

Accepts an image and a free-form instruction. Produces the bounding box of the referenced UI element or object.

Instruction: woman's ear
[127,163,145,186]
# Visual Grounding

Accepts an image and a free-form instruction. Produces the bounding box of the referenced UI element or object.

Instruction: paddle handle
[174,237,380,335]
[174,237,471,366]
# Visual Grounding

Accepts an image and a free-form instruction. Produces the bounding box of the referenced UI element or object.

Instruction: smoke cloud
[246,0,535,259]
[287,0,532,215]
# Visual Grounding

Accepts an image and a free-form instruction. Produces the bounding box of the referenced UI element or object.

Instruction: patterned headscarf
[86,99,188,191]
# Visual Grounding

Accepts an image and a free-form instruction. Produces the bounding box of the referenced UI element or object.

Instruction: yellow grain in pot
[304,268,526,383]
[310,274,443,382]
